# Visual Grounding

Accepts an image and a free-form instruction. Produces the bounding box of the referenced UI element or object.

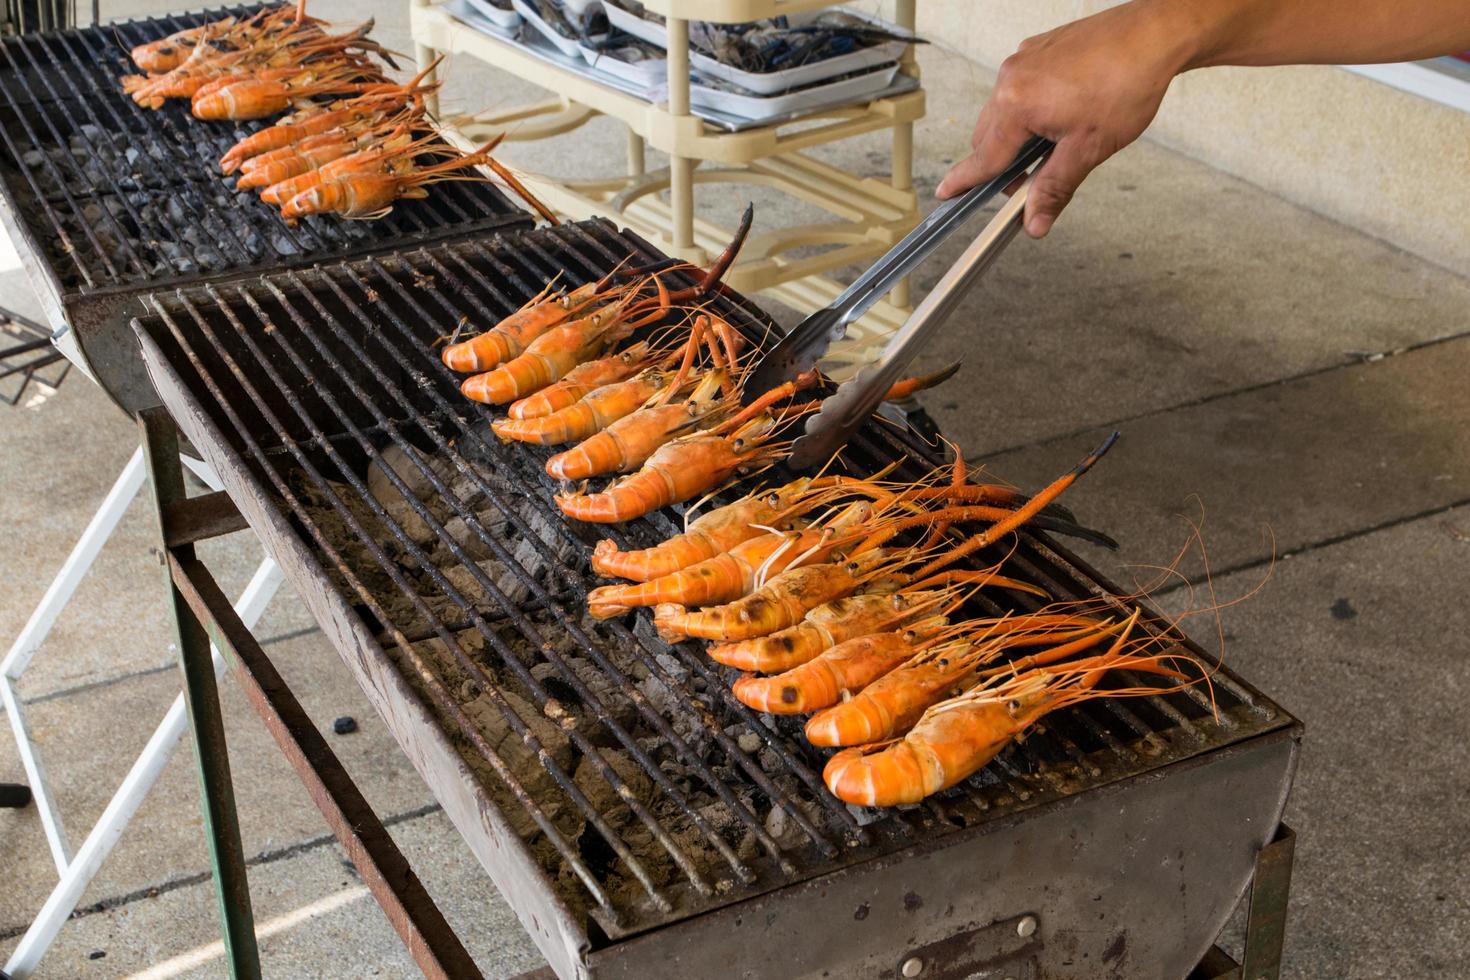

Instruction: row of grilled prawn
[127,5,554,223]
[581,451,1207,806]
[427,214,1208,805]
[125,5,396,117]
[436,212,959,524]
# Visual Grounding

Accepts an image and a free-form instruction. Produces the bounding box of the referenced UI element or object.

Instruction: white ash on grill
[288,434,855,916]
[9,119,385,280]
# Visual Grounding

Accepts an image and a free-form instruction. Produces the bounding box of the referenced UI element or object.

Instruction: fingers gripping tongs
[743,137,1053,469]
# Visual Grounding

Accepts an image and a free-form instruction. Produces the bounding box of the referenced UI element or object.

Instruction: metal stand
[1190,824,1297,980]
[130,408,480,980]
[1,444,284,979]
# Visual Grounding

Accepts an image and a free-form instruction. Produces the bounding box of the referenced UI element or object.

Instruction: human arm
[936,0,1470,237]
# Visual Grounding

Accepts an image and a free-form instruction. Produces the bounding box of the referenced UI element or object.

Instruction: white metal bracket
[1,448,283,979]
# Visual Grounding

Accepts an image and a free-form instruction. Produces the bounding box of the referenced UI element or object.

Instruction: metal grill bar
[132,220,1285,936]
[290,264,804,869]
[146,295,623,919]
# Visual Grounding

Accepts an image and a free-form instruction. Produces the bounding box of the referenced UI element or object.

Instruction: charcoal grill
[131,217,1300,979]
[0,5,534,414]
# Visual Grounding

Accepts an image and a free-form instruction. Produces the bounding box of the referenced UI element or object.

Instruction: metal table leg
[139,408,262,979]
[1189,824,1297,980]
[134,408,482,979]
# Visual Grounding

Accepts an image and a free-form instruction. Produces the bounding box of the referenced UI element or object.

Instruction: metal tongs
[743,137,1053,469]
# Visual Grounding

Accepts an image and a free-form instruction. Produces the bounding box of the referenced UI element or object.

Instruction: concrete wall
[900,0,1470,276]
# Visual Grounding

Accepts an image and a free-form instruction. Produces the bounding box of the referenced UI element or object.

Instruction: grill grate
[134,219,1287,936]
[0,5,530,296]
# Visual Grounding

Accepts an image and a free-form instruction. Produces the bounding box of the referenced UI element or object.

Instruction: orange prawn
[218,96,402,173]
[277,137,504,222]
[131,18,237,74]
[732,619,951,715]
[191,62,384,120]
[588,474,835,582]
[543,370,728,481]
[706,586,962,672]
[823,621,1200,806]
[445,278,608,375]
[730,612,1115,716]
[654,543,1048,643]
[555,411,796,524]
[234,125,387,189]
[505,342,651,418]
[491,366,675,445]
[584,506,870,619]
[457,286,664,405]
[804,619,1124,748]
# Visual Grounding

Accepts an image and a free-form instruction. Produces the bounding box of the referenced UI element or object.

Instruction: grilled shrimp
[589,476,824,582]
[555,413,790,524]
[652,551,894,643]
[543,370,727,481]
[584,504,871,618]
[457,287,661,405]
[731,620,949,715]
[822,617,1197,806]
[506,343,651,418]
[706,588,958,673]
[491,367,674,445]
[803,621,1122,748]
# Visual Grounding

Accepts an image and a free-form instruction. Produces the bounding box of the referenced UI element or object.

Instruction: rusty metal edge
[135,325,595,980]
[163,488,250,547]
[583,726,1301,980]
[167,546,482,980]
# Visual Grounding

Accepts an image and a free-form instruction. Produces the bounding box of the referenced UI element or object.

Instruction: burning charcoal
[20,150,43,168]
[461,688,583,839]
[636,674,679,719]
[736,829,760,862]
[271,233,301,256]
[195,246,223,270]
[506,508,578,587]
[695,802,740,838]
[441,513,510,562]
[367,446,448,546]
[652,651,687,682]
[737,732,761,754]
[573,750,651,825]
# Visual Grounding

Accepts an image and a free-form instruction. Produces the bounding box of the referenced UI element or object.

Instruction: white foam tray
[688,62,899,117]
[511,0,584,56]
[577,42,667,88]
[464,0,523,28]
[602,2,909,95]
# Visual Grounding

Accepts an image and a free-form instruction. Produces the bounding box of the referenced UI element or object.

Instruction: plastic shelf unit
[410,0,924,368]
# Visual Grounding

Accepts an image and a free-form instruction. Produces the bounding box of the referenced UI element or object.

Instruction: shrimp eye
[902,631,916,641]
[1006,699,1022,713]
[846,562,859,572]
[733,439,745,449]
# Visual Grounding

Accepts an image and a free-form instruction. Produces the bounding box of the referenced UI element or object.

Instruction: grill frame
[131,218,1299,977]
[0,4,534,413]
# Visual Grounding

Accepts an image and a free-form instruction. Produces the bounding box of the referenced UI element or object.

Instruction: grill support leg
[140,408,262,979]
[136,408,482,980]
[1191,823,1297,980]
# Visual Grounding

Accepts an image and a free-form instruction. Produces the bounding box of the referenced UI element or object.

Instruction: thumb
[1021,138,1096,238]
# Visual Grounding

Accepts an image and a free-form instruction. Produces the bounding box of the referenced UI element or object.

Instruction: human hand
[935,1,1198,237]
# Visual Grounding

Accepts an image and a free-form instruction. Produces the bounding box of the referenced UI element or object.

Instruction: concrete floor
[2,2,1469,977]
